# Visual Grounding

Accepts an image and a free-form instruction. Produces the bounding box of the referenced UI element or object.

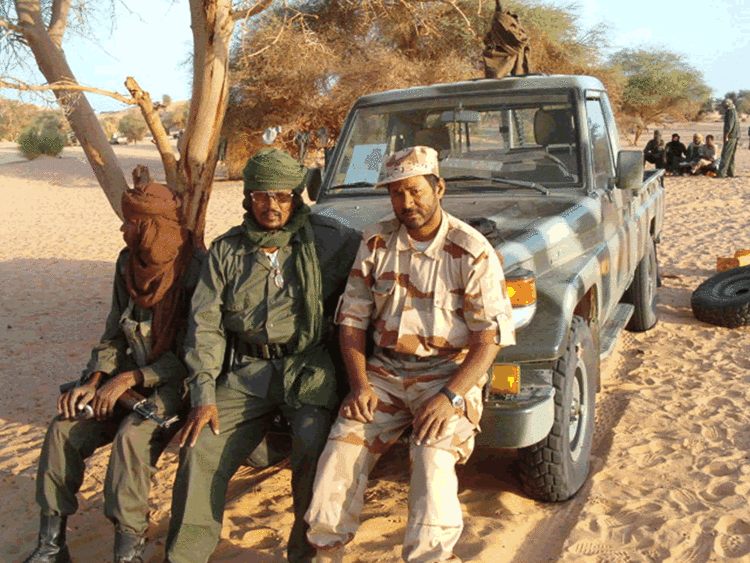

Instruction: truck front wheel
[518,316,598,501]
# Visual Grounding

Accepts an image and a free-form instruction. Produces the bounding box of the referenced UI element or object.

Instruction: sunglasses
[250,191,294,205]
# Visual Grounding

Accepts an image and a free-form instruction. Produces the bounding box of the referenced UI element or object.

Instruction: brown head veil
[120,183,193,363]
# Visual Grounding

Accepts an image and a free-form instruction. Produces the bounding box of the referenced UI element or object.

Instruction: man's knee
[292,406,333,453]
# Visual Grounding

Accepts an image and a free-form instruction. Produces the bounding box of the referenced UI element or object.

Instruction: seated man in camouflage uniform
[164,149,360,563]
[305,146,516,563]
[23,183,203,563]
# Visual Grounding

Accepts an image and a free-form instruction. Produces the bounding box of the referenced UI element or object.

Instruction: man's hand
[178,405,220,448]
[58,385,96,420]
[339,385,379,423]
[413,392,458,446]
[91,370,141,420]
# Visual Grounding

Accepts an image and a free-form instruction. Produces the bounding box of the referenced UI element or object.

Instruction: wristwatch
[439,386,465,409]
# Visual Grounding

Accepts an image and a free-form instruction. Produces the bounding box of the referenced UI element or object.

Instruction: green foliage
[17,128,42,160]
[118,113,148,143]
[39,128,66,156]
[17,126,65,159]
[0,97,68,142]
[608,48,711,139]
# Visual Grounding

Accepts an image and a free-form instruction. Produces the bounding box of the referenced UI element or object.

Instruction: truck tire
[623,239,658,332]
[691,265,750,328]
[518,316,598,501]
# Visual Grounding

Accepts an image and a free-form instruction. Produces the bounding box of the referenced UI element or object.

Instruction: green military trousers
[165,384,332,563]
[718,137,739,177]
[35,405,180,535]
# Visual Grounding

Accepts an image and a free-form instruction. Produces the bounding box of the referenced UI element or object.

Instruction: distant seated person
[664,133,686,174]
[676,133,704,175]
[643,130,666,169]
[691,134,718,175]
[685,133,703,162]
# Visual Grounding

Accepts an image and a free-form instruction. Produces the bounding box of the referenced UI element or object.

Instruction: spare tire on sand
[691,265,750,328]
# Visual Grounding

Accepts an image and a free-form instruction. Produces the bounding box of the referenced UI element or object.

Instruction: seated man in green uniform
[164,149,360,563]
[23,183,204,563]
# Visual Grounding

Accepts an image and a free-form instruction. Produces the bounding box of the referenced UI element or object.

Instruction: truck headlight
[506,269,536,330]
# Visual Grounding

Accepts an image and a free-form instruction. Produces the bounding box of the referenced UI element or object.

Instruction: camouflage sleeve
[335,236,375,330]
[184,244,227,407]
[462,247,516,347]
[80,250,130,382]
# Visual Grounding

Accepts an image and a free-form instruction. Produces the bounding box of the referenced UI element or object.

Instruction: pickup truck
[308,74,665,501]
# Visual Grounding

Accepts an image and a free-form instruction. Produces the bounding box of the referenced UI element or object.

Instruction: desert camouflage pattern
[335,209,516,352]
[375,145,441,187]
[306,349,488,563]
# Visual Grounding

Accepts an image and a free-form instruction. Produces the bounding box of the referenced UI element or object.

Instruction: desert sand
[2,123,750,563]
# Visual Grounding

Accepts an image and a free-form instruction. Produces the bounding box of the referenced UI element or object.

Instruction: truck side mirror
[615,150,644,190]
[306,167,322,201]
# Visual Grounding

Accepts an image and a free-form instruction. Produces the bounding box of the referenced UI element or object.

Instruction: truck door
[585,96,632,319]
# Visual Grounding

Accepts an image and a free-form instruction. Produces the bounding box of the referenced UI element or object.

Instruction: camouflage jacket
[336,210,515,356]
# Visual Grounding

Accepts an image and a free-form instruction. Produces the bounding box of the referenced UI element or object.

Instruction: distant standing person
[717,98,739,178]
[643,130,666,169]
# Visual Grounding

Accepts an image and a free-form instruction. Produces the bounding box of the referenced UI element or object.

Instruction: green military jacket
[81,248,205,389]
[185,214,360,409]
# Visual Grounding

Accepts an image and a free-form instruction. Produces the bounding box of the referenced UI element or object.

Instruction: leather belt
[237,340,293,360]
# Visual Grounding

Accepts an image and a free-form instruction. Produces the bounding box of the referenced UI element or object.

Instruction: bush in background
[17,127,65,160]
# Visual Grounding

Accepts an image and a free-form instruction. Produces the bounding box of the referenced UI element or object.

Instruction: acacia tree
[608,48,711,143]
[0,0,480,245]
[0,0,275,246]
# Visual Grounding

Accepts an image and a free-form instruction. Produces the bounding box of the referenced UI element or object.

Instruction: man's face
[250,190,295,231]
[387,175,444,232]
[693,135,700,144]
[707,137,714,147]
[672,135,679,142]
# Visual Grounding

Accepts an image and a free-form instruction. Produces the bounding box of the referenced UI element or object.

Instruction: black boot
[23,514,71,563]
[113,530,146,563]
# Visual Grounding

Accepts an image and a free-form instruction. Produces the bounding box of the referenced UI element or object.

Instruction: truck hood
[314,192,587,255]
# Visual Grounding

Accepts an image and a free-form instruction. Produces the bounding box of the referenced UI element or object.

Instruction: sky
[4,0,750,113]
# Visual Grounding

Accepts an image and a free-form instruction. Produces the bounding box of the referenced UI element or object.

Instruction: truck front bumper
[476,374,556,449]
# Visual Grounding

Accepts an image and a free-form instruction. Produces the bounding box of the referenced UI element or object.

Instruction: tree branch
[0,17,24,34]
[48,0,72,48]
[0,76,135,104]
[230,0,275,23]
[124,76,178,190]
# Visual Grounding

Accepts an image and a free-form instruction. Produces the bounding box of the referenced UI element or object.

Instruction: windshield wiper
[444,175,550,196]
[331,181,376,189]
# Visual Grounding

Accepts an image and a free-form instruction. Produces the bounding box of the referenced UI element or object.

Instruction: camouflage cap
[375,146,440,188]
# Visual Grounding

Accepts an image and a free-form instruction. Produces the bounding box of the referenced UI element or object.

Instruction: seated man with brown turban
[23,183,204,563]
[164,148,360,563]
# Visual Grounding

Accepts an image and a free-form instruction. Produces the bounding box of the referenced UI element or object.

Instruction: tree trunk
[15,0,129,220]
[179,0,235,247]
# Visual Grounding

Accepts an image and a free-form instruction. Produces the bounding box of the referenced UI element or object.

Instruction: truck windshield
[327,92,580,194]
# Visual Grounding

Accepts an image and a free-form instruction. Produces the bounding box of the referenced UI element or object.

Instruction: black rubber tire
[623,239,659,332]
[518,316,598,502]
[691,265,750,328]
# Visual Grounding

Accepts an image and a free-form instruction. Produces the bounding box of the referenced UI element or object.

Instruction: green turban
[242,148,308,194]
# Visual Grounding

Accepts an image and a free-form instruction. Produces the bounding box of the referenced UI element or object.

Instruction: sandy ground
[2,123,750,563]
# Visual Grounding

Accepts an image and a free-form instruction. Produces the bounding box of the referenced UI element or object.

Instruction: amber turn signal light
[506,276,536,307]
[490,364,520,394]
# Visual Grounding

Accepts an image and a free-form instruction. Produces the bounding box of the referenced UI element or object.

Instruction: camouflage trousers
[306,348,486,563]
